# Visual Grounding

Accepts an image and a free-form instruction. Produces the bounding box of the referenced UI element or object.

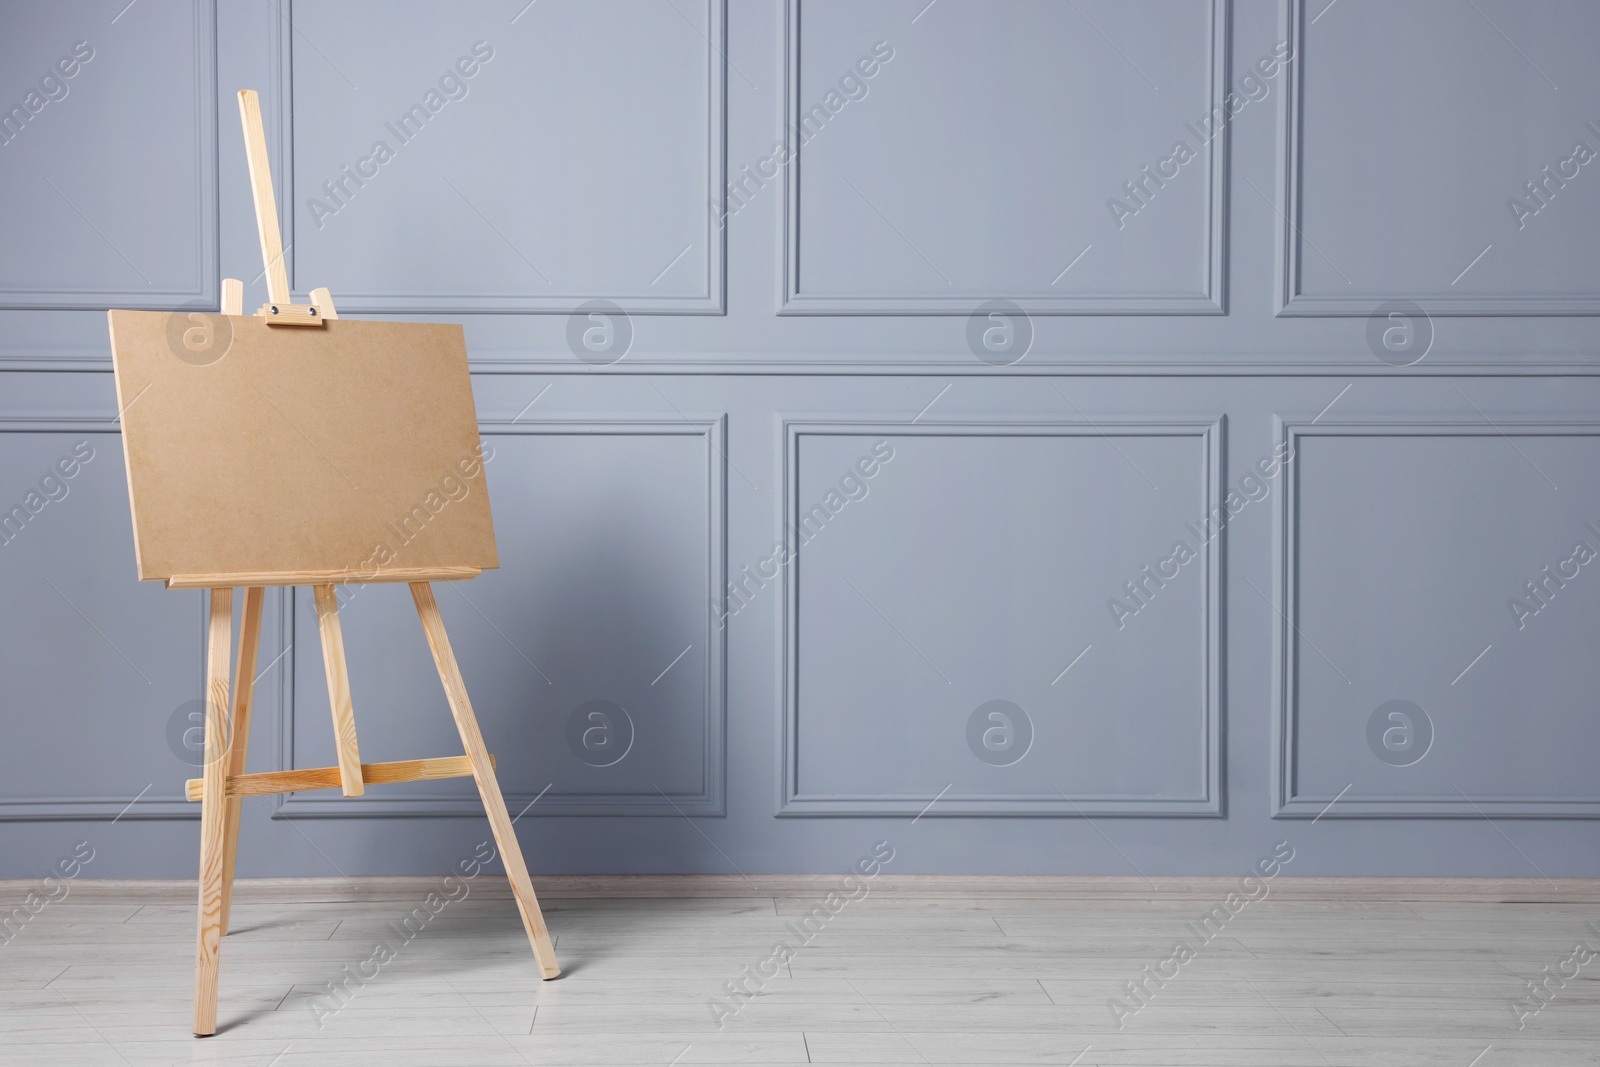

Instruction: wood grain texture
[236,89,289,305]
[217,585,264,934]
[192,586,232,1036]
[165,567,480,590]
[183,754,496,801]
[253,301,323,325]
[313,585,363,797]
[13,876,1600,906]
[410,581,560,979]
[17,886,1600,1060]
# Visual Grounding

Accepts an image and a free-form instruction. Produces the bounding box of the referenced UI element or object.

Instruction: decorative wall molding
[0,420,205,820]
[278,416,727,817]
[778,0,1230,315]
[0,0,219,311]
[274,0,726,314]
[28,874,1600,903]
[18,353,1600,376]
[776,416,1224,816]
[1274,0,1600,317]
[458,354,1600,376]
[1271,417,1600,817]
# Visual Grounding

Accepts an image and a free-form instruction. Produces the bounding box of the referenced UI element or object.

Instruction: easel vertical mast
[236,90,289,307]
[236,89,321,324]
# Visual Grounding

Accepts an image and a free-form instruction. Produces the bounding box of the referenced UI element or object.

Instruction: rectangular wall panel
[282,0,725,313]
[0,425,202,819]
[1274,420,1600,816]
[1278,0,1600,314]
[0,1,217,309]
[280,418,725,817]
[780,0,1228,314]
[780,419,1222,815]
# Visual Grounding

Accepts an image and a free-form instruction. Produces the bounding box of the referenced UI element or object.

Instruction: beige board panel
[107,311,498,581]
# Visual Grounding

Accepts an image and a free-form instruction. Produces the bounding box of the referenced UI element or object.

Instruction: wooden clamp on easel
[107,89,559,1037]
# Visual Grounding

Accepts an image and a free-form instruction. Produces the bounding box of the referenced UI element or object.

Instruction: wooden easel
[179,90,559,1036]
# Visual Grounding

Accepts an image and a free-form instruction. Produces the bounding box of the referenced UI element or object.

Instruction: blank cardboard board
[107,311,498,583]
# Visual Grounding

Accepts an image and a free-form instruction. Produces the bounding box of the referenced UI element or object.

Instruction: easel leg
[219,587,265,935]
[195,588,234,1036]
[409,582,560,979]
[313,585,364,796]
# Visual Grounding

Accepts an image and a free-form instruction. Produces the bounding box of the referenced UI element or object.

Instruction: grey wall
[2,0,1600,880]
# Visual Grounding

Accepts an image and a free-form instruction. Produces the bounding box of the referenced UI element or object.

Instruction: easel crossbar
[184,754,494,801]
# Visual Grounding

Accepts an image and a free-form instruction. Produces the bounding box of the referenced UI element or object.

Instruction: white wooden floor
[3,881,1598,1065]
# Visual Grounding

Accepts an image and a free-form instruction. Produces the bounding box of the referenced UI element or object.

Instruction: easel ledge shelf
[165,566,481,590]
